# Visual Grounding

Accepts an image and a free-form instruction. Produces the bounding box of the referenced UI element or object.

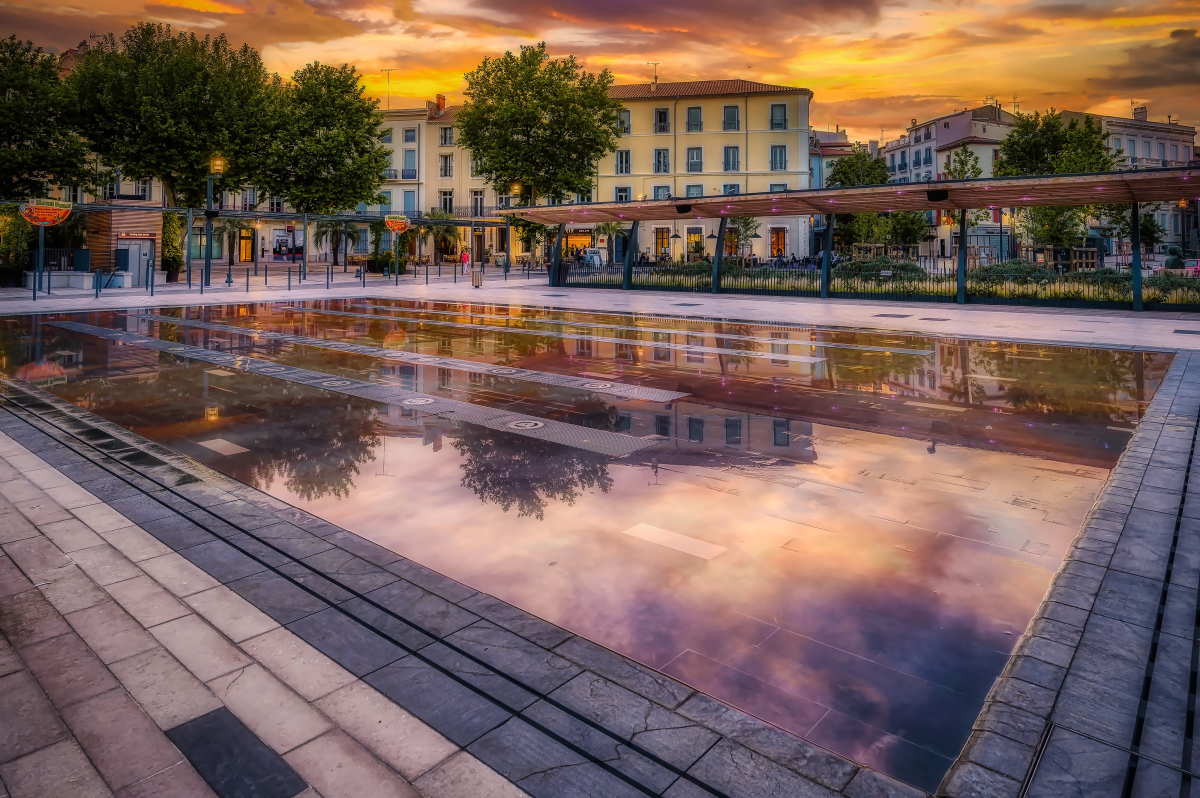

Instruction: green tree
[826,146,889,187]
[161,212,184,274]
[1019,205,1085,246]
[727,216,761,253]
[849,213,889,245]
[421,210,462,261]
[313,220,362,268]
[212,216,253,268]
[456,43,621,205]
[0,36,93,201]
[262,62,390,213]
[1056,115,1117,174]
[65,23,277,206]
[510,217,552,266]
[993,110,1066,177]
[890,210,930,246]
[593,220,624,263]
[945,142,983,180]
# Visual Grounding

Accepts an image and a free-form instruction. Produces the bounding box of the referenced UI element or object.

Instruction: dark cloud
[1023,3,1091,19]
[1091,28,1200,90]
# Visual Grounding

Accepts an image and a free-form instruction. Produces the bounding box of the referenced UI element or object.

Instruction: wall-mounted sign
[385,214,410,233]
[117,232,157,238]
[19,199,71,226]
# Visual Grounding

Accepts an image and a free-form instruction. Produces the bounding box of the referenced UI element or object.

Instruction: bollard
[288,267,292,291]
[265,263,269,286]
[150,266,154,297]
[246,269,250,293]
[93,270,99,299]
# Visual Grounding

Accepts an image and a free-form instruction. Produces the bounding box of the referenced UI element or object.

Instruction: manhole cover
[402,398,436,406]
[507,420,546,430]
[582,381,613,389]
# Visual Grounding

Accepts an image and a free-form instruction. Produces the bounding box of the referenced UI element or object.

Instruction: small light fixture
[209,155,226,175]
[707,232,717,239]
[204,405,219,421]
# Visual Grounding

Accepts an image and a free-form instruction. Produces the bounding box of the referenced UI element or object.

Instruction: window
[655,108,670,133]
[889,153,895,168]
[576,339,592,357]
[470,189,484,216]
[724,418,742,445]
[1173,214,1180,234]
[240,188,257,211]
[686,226,703,253]
[654,227,670,257]
[616,150,631,175]
[1172,144,1180,161]
[925,147,932,164]
[723,106,740,131]
[379,190,392,213]
[687,417,704,443]
[616,343,634,360]
[653,185,671,200]
[403,190,416,213]
[380,128,393,143]
[439,190,453,213]
[944,122,950,128]
[189,226,223,259]
[653,331,671,362]
[769,331,789,364]
[685,334,705,363]
[403,149,417,179]
[615,186,631,202]
[654,148,670,173]
[618,109,631,134]
[471,155,481,177]
[687,147,703,172]
[1159,143,1167,162]
[655,415,671,437]
[773,419,791,447]
[924,125,931,140]
[269,197,284,213]
[404,128,416,143]
[769,228,786,257]
[437,368,452,389]
[1144,140,1151,158]
[770,104,787,130]
[685,184,703,198]
[439,153,453,178]
[62,186,80,203]
[439,127,454,146]
[1186,146,1192,161]
[770,145,787,171]
[616,414,632,432]
[769,183,787,192]
[723,184,740,195]
[723,146,740,171]
[575,190,592,203]
[687,106,702,132]
[239,230,253,262]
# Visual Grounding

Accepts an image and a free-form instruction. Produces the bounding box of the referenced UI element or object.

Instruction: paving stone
[20,632,119,709]
[458,594,571,649]
[39,565,111,615]
[166,707,308,798]
[676,693,858,791]
[106,575,191,628]
[1024,726,1126,798]
[939,760,1022,798]
[548,673,718,771]
[0,479,50,506]
[75,475,145,504]
[184,585,279,643]
[248,522,333,560]
[1091,570,1165,630]
[468,717,647,798]
[359,578,477,639]
[284,729,418,798]
[276,563,354,604]
[1109,510,1178,580]
[991,677,1057,718]
[0,590,70,649]
[65,601,157,665]
[139,553,222,597]
[1051,672,1140,747]
[299,549,397,593]
[0,637,20,678]
[201,499,282,531]
[0,508,38,545]
[61,687,183,791]
[366,656,512,747]
[337,597,436,652]
[671,737,837,798]
[0,553,33,599]
[69,544,144,586]
[178,540,268,585]
[414,751,528,798]
[99,526,172,563]
[3,535,72,581]
[106,495,177,526]
[38,518,103,553]
[71,503,135,534]
[960,730,1035,782]
[319,531,402,566]
[115,759,217,798]
[842,767,926,798]
[554,637,693,710]
[241,627,356,701]
[286,607,406,677]
[0,670,68,765]
[315,680,456,781]
[227,571,330,625]
[109,646,222,730]
[1002,655,1067,693]
[0,739,111,798]
[207,664,332,755]
[222,534,293,567]
[151,615,252,683]
[446,621,580,696]
[973,701,1048,749]
[138,515,217,551]
[1141,465,1188,492]
[383,558,475,603]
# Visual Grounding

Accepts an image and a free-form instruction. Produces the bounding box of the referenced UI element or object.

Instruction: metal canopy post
[820,214,834,299]
[342,222,348,272]
[302,214,308,283]
[505,217,512,277]
[203,177,215,293]
[1131,202,1143,311]
[622,221,639,290]
[549,224,565,286]
[712,217,727,294]
[186,208,193,288]
[956,209,968,304]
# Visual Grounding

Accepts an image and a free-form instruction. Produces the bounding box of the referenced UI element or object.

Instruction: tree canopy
[456,43,621,205]
[826,146,889,188]
[0,36,92,201]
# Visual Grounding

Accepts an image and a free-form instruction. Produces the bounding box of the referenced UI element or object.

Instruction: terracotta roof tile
[608,80,811,100]
[428,105,463,124]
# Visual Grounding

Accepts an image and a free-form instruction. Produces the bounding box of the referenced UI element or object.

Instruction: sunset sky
[6,0,1199,142]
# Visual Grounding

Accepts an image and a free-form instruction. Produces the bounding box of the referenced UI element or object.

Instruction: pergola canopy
[509,167,1200,225]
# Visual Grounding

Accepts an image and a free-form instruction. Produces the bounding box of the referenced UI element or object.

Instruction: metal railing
[401,169,417,180]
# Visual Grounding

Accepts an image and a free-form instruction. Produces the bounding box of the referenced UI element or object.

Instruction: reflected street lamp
[204,155,225,292]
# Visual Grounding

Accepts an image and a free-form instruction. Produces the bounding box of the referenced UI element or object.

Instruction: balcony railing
[723,120,740,131]
[382,169,398,179]
[655,122,670,133]
[771,120,787,130]
[427,205,512,219]
[687,161,703,173]
[401,169,417,180]
[687,121,702,132]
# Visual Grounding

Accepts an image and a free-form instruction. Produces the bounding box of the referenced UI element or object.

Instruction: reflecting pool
[1,300,1170,791]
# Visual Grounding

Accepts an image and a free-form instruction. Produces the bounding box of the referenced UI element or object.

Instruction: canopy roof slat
[508,167,1200,225]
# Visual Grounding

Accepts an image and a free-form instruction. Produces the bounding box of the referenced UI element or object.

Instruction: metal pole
[288,267,292,291]
[253,225,258,276]
[43,226,50,295]
[712,218,727,295]
[342,222,348,272]
[246,268,250,293]
[33,225,43,301]
[505,217,512,281]
[186,208,193,288]
[394,228,400,285]
[623,221,639,290]
[302,214,309,284]
[820,214,834,299]
[150,264,154,297]
[549,224,565,286]
[1132,201,1143,311]
[957,209,968,304]
[203,177,213,294]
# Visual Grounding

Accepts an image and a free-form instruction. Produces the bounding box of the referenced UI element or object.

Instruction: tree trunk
[161,179,178,208]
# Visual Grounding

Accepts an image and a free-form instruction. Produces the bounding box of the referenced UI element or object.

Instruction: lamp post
[204,155,226,291]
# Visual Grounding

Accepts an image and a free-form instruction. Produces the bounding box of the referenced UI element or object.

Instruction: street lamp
[204,155,225,291]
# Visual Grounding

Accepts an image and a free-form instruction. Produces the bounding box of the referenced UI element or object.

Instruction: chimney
[911,118,917,129]
[436,93,446,113]
[1133,105,1148,122]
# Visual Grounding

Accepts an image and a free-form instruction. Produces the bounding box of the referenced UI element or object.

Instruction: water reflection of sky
[5,300,1171,792]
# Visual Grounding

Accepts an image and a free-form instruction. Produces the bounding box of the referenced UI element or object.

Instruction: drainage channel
[0,386,732,798]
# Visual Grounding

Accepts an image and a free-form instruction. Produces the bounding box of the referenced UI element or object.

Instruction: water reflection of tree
[451,425,613,520]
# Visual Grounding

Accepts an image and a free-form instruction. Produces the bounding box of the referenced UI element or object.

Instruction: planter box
[23,272,94,290]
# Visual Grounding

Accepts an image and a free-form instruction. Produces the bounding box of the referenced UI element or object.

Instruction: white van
[583,248,607,266]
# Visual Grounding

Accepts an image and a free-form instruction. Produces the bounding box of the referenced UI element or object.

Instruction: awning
[507,166,1200,224]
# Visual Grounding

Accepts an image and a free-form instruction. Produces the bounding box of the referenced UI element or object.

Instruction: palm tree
[211,217,255,268]
[314,221,363,268]
[593,221,624,264]
[422,209,461,263]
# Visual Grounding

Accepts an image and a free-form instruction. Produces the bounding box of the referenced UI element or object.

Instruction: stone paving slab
[0,377,930,797]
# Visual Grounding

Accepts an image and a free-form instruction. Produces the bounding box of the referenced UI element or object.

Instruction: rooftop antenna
[1012,95,1020,114]
[381,68,401,110]
[646,62,659,88]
